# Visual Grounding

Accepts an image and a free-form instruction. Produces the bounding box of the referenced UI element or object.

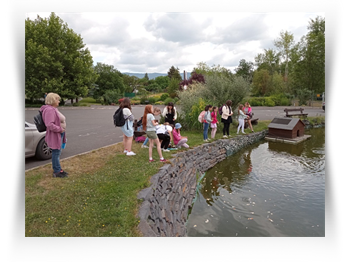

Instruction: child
[243,102,254,132]
[211,106,218,139]
[237,104,248,135]
[120,98,136,156]
[203,105,213,142]
[142,105,166,162]
[141,108,161,148]
[172,123,189,149]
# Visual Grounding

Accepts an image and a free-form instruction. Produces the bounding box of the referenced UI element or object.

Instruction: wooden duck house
[266,117,311,144]
[268,117,305,139]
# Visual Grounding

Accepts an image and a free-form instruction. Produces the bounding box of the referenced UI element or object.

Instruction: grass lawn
[24,120,270,237]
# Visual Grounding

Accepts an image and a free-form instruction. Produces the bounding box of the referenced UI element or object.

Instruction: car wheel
[35,138,52,160]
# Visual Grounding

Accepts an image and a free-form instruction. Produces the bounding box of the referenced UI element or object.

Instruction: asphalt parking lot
[25,105,324,170]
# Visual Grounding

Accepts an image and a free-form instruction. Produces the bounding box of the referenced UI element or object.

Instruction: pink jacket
[211,111,218,124]
[172,129,182,145]
[40,105,66,150]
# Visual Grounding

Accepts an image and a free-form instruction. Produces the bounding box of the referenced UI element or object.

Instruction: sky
[25,12,324,74]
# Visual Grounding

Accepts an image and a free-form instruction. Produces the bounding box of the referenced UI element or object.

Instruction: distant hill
[122,72,190,80]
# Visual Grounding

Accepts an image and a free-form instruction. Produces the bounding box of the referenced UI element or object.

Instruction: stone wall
[137,130,268,237]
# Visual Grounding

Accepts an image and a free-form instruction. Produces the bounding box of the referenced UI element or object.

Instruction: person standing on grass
[203,105,213,142]
[211,106,218,139]
[221,100,233,138]
[40,92,68,178]
[120,98,136,156]
[237,104,248,135]
[162,102,177,125]
[142,105,166,163]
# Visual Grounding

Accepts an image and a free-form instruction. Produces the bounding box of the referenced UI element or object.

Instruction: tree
[179,72,205,90]
[289,16,325,95]
[167,66,182,81]
[251,69,270,96]
[167,78,180,98]
[274,30,295,87]
[154,75,169,90]
[93,63,125,101]
[25,13,97,101]
[235,59,255,83]
[144,73,149,81]
[122,74,139,93]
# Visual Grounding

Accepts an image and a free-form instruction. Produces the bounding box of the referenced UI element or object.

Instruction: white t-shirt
[155,124,173,135]
[146,113,156,131]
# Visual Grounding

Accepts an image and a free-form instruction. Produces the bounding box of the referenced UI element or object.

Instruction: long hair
[238,104,244,114]
[205,105,212,111]
[120,97,131,110]
[167,102,175,115]
[142,105,153,131]
[226,100,232,107]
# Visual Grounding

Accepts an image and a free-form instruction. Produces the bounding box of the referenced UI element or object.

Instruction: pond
[187,127,325,237]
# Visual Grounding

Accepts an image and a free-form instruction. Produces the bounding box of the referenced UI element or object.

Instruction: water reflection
[187,128,325,237]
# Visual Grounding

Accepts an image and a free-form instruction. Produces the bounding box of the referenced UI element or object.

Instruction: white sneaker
[223,135,228,138]
[126,151,136,156]
[123,150,128,153]
[141,145,148,148]
[162,149,170,152]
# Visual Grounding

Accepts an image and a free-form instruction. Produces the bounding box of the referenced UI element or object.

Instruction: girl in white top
[237,104,248,134]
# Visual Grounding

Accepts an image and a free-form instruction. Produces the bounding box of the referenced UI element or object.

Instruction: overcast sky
[26,12,324,74]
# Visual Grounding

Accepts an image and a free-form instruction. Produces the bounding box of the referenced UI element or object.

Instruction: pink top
[172,129,182,145]
[40,105,66,150]
[243,107,252,114]
[211,111,218,124]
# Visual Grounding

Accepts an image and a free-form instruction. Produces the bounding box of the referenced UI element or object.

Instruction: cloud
[25,12,324,73]
[144,13,210,44]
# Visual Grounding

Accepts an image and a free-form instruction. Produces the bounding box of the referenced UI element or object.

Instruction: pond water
[187,128,325,237]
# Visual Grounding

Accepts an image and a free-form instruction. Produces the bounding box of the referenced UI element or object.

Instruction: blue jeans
[52,133,64,173]
[203,123,209,140]
[143,137,149,146]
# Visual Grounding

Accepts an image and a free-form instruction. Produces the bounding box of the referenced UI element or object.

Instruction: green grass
[24,119,298,237]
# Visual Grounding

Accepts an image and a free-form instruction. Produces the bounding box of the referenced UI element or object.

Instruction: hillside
[123,72,190,80]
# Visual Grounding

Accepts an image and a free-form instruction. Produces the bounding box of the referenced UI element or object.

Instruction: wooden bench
[284,108,308,118]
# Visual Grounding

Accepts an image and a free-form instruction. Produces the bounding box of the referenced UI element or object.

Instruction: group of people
[118,100,189,163]
[40,92,254,178]
[201,100,254,141]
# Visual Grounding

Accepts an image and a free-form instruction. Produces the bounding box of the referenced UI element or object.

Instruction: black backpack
[113,107,127,128]
[34,110,46,132]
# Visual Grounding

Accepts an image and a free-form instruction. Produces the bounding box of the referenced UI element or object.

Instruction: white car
[25,121,52,160]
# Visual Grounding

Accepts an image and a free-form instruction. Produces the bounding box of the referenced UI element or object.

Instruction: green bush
[264,97,275,107]
[148,97,156,104]
[164,97,175,105]
[160,93,169,101]
[270,94,291,106]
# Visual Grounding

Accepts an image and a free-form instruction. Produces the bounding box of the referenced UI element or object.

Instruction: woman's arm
[173,107,177,120]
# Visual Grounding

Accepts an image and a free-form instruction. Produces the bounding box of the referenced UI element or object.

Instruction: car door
[25,122,35,157]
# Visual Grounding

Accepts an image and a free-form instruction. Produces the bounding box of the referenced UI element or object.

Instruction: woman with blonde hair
[243,102,254,132]
[40,93,68,178]
[237,104,248,134]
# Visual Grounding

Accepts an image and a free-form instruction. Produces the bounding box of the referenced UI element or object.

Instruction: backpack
[219,105,223,115]
[198,111,206,123]
[219,104,225,115]
[33,110,46,132]
[135,136,146,143]
[113,107,126,128]
[137,117,143,127]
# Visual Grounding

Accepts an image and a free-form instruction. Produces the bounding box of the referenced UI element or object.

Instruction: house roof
[268,117,305,130]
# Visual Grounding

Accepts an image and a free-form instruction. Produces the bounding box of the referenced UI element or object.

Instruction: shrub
[148,97,156,104]
[103,90,121,105]
[160,93,169,101]
[264,97,275,107]
[164,97,175,105]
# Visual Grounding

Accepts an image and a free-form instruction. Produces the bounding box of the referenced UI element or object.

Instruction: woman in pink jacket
[40,93,68,178]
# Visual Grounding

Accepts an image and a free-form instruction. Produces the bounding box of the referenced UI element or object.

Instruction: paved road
[25,105,324,170]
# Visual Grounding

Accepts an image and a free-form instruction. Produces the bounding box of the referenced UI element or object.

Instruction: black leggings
[223,122,230,136]
[157,134,170,149]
